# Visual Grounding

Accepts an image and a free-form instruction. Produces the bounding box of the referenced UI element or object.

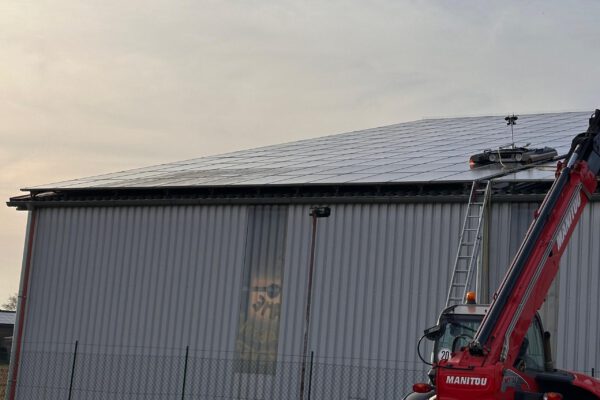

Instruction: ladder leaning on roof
[445,180,491,307]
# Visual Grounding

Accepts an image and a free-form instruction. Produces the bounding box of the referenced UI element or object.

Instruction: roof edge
[11,180,599,210]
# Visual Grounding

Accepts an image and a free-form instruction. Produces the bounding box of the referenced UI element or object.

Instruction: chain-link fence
[7,342,428,400]
[7,343,600,400]
[1,364,8,400]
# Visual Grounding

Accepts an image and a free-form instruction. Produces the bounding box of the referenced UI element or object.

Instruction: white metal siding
[488,201,600,373]
[487,202,560,357]
[308,203,465,368]
[23,206,248,352]
[18,206,252,399]
[556,204,600,373]
[15,202,465,398]
[14,200,600,398]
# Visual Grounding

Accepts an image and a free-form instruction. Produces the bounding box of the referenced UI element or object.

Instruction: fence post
[307,351,314,400]
[67,341,78,400]
[181,346,189,400]
[592,367,595,378]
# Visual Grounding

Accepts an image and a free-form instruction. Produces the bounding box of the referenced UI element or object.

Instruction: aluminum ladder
[445,180,491,307]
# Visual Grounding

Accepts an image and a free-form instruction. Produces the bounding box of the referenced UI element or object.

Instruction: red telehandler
[405,110,600,400]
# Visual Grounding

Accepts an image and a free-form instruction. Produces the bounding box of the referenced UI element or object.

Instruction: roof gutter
[10,192,600,210]
[7,193,474,209]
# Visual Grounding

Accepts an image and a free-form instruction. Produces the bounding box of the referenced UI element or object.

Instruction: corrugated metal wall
[23,206,249,352]
[17,206,253,399]
[556,204,600,373]
[486,202,560,357]
[15,203,466,399]
[20,203,465,358]
[308,203,465,368]
[13,200,600,398]
[487,201,600,373]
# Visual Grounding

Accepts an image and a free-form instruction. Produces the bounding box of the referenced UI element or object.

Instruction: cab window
[434,316,481,362]
[516,318,545,372]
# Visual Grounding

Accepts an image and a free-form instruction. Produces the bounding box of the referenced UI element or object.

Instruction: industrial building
[6,111,600,399]
[0,311,15,396]
[0,311,15,363]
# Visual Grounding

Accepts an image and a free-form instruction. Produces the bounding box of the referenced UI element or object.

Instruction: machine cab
[430,304,550,373]
[404,298,600,400]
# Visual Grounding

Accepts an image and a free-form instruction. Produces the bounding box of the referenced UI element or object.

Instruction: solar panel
[24,112,591,190]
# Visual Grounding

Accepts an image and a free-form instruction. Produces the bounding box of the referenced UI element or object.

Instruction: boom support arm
[466,110,600,368]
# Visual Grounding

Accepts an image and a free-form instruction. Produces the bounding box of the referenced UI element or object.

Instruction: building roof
[24,111,591,191]
[0,311,16,325]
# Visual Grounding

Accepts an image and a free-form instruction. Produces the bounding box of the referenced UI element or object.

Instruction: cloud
[1,0,600,299]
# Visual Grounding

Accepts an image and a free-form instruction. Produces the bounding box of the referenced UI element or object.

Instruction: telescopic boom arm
[464,109,600,368]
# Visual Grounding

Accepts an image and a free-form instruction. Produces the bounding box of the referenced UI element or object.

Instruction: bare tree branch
[1,294,17,311]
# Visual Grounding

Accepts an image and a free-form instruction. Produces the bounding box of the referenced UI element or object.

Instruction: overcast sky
[1,0,600,303]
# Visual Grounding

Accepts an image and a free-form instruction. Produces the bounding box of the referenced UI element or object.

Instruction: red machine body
[425,110,600,400]
[436,366,600,400]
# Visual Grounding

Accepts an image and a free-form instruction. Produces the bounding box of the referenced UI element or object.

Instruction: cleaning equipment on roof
[469,114,558,167]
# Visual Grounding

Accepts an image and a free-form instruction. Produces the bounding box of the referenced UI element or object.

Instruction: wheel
[402,391,436,400]
[515,153,523,162]
[489,153,498,162]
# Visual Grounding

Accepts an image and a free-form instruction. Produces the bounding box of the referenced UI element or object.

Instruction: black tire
[403,391,435,400]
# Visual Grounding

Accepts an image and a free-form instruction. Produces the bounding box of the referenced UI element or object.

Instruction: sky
[1,0,600,303]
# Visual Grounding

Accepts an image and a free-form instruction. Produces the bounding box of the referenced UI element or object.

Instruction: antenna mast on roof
[505,114,518,149]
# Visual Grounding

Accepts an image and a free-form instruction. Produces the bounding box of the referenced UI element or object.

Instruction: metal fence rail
[8,343,428,400]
